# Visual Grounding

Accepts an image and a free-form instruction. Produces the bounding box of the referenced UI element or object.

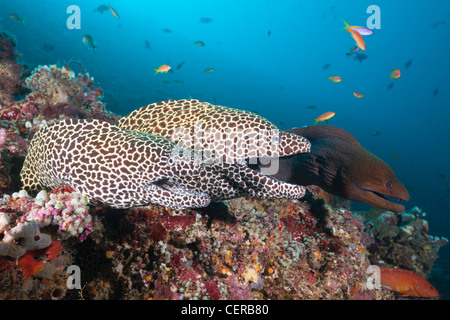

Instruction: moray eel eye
[386,181,394,189]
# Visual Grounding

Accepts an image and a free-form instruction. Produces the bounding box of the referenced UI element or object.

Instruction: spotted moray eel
[20,118,211,210]
[117,99,311,200]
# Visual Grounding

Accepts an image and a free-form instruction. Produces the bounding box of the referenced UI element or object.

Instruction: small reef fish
[343,20,366,51]
[328,76,342,83]
[322,64,331,69]
[314,111,335,125]
[391,152,398,159]
[144,39,151,50]
[10,13,25,24]
[405,59,413,69]
[306,105,317,110]
[346,46,360,56]
[162,28,172,33]
[108,5,119,19]
[268,30,271,37]
[82,34,97,53]
[154,64,171,74]
[353,91,364,98]
[204,68,215,73]
[199,17,213,24]
[371,131,381,136]
[433,88,439,97]
[379,266,439,298]
[389,69,401,79]
[176,61,185,70]
[93,5,109,14]
[354,53,368,63]
[194,41,205,47]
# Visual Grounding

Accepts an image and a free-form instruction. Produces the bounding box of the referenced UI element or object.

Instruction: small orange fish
[314,111,335,125]
[204,68,215,73]
[353,91,364,98]
[154,64,171,75]
[392,152,398,159]
[389,69,401,79]
[328,76,342,83]
[379,266,439,298]
[343,20,366,51]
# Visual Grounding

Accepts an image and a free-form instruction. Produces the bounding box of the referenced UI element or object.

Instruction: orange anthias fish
[343,20,366,51]
[379,266,439,298]
[154,64,171,74]
[328,76,342,83]
[314,111,335,125]
[389,68,401,79]
[353,91,365,98]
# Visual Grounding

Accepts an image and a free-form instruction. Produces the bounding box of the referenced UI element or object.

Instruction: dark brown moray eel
[261,125,410,213]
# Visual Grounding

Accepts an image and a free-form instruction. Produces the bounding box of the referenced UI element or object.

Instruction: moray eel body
[20,119,211,210]
[118,99,311,200]
[264,125,410,213]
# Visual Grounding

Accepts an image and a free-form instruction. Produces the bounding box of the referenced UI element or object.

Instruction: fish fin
[342,20,350,30]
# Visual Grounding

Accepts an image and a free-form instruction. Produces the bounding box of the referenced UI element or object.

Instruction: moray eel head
[348,149,410,213]
[281,125,410,213]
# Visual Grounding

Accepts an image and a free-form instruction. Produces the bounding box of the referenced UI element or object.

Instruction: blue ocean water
[1,0,449,297]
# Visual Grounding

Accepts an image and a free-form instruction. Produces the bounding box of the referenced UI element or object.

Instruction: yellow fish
[314,111,335,125]
[328,76,342,83]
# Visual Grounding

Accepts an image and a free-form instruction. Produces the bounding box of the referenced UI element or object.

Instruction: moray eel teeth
[20,118,211,210]
[118,99,311,200]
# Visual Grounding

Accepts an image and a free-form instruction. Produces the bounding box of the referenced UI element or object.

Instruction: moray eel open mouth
[361,188,409,213]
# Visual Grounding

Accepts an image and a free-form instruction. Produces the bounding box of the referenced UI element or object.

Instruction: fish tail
[342,20,350,30]
[314,120,318,125]
[154,69,158,75]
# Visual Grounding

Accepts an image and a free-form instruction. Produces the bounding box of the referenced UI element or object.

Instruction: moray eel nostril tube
[20,118,211,210]
[117,99,311,200]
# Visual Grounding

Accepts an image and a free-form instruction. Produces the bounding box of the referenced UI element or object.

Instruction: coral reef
[0,58,119,195]
[358,206,448,277]
[0,187,93,299]
[0,30,27,107]
[0,27,446,300]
